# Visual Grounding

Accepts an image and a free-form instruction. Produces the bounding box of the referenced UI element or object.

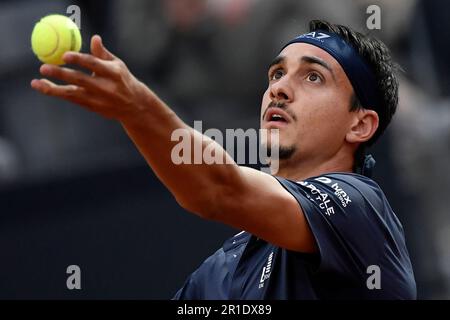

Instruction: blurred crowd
[0,0,449,298]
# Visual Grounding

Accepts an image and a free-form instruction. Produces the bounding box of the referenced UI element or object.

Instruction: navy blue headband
[281,31,379,110]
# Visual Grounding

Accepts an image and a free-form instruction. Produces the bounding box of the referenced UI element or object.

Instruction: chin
[262,140,296,160]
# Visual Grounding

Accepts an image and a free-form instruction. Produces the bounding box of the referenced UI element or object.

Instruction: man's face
[261,43,356,164]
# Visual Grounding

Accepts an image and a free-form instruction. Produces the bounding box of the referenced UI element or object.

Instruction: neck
[270,148,355,181]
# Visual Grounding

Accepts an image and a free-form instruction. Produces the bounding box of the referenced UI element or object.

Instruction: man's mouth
[264,108,291,127]
[269,113,287,122]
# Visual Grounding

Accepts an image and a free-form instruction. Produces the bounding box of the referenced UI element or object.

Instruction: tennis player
[31,20,416,299]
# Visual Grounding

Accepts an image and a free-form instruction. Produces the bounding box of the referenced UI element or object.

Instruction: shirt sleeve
[275,174,411,286]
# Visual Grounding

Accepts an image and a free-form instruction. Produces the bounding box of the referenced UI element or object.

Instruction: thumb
[90,35,116,61]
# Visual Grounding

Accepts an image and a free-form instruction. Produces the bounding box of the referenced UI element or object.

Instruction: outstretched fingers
[30,78,104,111]
[62,51,120,79]
[39,64,109,91]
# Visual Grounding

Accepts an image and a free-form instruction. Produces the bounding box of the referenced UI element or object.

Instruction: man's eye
[270,69,284,80]
[307,72,322,83]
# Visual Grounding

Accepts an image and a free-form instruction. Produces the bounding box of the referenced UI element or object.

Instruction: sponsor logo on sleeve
[298,176,353,215]
[314,177,352,208]
[298,180,336,216]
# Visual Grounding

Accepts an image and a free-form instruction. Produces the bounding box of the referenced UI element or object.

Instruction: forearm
[120,88,241,214]
[30,37,243,216]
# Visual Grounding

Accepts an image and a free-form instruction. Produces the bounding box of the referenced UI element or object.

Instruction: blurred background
[0,0,449,299]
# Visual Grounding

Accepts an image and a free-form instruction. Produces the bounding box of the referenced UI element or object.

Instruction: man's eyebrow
[268,55,285,70]
[300,55,336,80]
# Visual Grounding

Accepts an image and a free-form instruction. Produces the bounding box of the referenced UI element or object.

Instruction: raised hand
[31,35,153,122]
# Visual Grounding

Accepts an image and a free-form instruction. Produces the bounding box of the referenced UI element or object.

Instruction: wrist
[118,81,159,126]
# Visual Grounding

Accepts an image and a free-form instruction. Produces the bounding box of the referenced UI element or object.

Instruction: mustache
[262,101,297,122]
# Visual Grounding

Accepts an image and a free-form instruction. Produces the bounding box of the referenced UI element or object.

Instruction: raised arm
[31,35,317,253]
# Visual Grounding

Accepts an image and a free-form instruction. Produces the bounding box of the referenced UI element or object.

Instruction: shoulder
[303,172,382,195]
[274,172,401,233]
[275,172,386,210]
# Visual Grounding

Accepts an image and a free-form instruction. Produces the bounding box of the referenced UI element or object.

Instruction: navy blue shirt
[173,173,417,299]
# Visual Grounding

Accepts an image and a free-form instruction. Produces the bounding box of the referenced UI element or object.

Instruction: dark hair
[309,20,400,148]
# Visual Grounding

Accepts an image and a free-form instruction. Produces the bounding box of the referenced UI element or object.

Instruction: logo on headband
[301,32,331,40]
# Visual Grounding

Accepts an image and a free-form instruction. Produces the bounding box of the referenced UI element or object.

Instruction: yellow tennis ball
[31,14,82,65]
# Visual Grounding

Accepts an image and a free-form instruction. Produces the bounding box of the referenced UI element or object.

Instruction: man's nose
[269,76,293,102]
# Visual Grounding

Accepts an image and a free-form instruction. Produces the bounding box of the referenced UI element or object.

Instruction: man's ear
[346,109,379,144]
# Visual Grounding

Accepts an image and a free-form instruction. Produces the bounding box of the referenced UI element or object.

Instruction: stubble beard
[267,144,296,160]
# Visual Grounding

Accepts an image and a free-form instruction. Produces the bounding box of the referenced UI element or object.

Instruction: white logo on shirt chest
[258,251,274,289]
